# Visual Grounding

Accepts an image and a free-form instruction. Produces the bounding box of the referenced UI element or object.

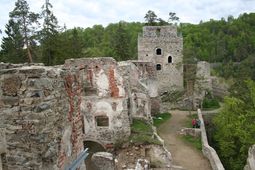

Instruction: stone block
[0,128,7,154]
[1,76,21,96]
[34,103,51,113]
[91,152,115,170]
[0,96,19,106]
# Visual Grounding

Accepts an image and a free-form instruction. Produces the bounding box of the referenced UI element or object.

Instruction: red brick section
[57,73,85,169]
[87,67,93,87]
[108,66,119,98]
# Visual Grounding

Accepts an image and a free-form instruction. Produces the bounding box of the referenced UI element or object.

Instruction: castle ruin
[138,26,184,93]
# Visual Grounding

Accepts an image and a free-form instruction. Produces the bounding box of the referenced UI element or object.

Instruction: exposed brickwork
[0,56,159,169]
[108,67,119,98]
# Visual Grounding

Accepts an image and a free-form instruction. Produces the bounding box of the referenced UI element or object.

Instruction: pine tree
[9,0,39,63]
[1,19,26,63]
[112,22,131,61]
[40,0,59,65]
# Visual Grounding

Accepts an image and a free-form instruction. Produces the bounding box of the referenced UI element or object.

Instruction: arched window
[168,56,172,63]
[156,64,161,70]
[156,48,162,55]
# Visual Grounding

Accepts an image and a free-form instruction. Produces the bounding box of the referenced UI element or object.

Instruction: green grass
[131,119,153,134]
[130,119,161,145]
[153,112,171,127]
[181,135,202,151]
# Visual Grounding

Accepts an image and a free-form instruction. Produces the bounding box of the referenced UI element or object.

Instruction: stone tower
[138,26,183,93]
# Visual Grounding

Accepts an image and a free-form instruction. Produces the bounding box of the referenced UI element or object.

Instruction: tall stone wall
[138,26,183,92]
[64,58,131,145]
[130,61,160,114]
[118,61,152,119]
[193,61,212,108]
[0,64,85,170]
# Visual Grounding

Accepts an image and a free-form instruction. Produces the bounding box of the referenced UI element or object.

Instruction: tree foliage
[9,0,40,63]
[39,0,59,65]
[0,19,26,63]
[213,80,255,170]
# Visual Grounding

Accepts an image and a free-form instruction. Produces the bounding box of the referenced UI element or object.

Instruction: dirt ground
[158,110,212,170]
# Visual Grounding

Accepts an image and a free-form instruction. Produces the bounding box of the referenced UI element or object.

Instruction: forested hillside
[1,3,255,81]
[1,1,255,170]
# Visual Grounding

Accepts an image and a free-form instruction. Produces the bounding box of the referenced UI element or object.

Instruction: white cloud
[0,0,255,44]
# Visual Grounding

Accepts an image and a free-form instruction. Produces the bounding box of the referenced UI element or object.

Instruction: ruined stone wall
[138,26,183,93]
[130,61,160,114]
[118,61,152,119]
[193,61,212,108]
[0,64,85,170]
[0,57,159,169]
[64,58,131,145]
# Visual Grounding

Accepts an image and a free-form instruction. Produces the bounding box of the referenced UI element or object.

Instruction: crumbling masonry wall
[118,61,152,120]
[0,64,85,170]
[0,57,158,170]
[64,58,131,145]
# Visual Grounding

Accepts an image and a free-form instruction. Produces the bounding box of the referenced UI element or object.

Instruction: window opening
[168,56,172,63]
[156,64,161,70]
[95,116,109,127]
[156,48,162,55]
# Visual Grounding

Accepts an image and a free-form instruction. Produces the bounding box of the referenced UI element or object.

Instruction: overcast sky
[0,0,254,41]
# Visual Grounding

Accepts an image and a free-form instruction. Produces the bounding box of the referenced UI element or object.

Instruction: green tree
[112,22,131,61]
[213,80,255,170]
[40,0,59,65]
[70,28,83,58]
[9,0,39,63]
[144,10,157,26]
[0,19,26,63]
[168,12,179,23]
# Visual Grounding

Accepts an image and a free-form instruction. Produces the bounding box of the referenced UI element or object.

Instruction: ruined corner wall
[130,61,160,115]
[64,58,131,145]
[118,61,151,119]
[138,26,183,93]
[0,64,85,170]
[193,61,212,108]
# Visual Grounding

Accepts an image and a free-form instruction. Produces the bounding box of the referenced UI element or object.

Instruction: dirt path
[158,110,212,170]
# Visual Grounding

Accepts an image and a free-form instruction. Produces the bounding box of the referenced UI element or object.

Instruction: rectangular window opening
[96,116,109,127]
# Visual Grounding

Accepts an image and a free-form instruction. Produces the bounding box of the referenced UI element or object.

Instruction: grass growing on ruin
[181,135,202,151]
[153,112,171,127]
[130,119,161,145]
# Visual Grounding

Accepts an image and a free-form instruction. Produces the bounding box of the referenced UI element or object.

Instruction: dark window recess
[156,48,162,55]
[96,116,109,127]
[168,56,172,63]
[156,28,161,37]
[156,64,161,70]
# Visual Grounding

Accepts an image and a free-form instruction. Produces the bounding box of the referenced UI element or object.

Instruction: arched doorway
[84,140,106,170]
